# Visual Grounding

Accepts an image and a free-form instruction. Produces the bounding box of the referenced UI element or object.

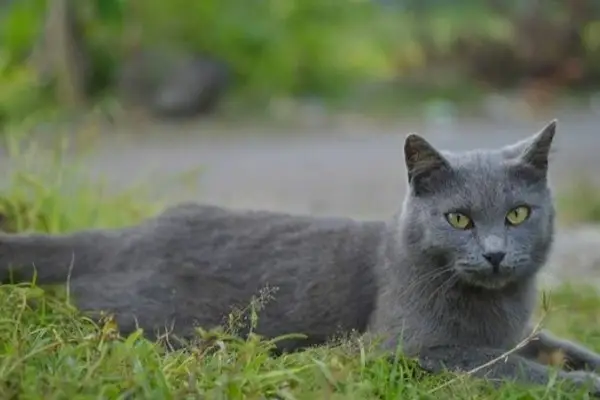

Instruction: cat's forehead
[431,149,548,211]
[442,148,507,175]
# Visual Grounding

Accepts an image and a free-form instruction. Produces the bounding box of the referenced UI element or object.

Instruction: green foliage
[0,0,53,124]
[0,0,46,64]
[583,20,600,81]
[0,56,51,125]
[0,127,159,233]
[0,0,400,106]
[1,0,600,121]
[129,0,397,97]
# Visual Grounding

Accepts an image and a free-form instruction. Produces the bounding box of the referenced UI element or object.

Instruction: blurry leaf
[0,0,46,62]
[583,22,600,53]
[94,0,124,21]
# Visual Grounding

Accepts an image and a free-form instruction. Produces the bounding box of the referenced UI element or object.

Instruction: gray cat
[1,120,600,394]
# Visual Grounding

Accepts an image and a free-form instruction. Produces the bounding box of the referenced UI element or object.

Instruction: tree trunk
[29,0,90,109]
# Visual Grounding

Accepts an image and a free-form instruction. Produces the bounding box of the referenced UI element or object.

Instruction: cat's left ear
[404,133,451,195]
[504,119,557,177]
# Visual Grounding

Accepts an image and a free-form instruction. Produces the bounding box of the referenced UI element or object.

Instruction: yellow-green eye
[506,206,531,226]
[445,212,473,230]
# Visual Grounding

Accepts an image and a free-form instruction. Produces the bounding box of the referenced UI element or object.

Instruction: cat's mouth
[456,266,516,290]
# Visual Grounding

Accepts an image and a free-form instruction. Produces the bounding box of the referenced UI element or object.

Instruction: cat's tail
[0,230,114,285]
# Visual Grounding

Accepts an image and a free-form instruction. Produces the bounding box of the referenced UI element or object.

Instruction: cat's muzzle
[457,264,516,289]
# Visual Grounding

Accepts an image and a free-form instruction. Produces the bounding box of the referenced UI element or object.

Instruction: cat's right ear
[503,120,557,182]
[404,134,451,196]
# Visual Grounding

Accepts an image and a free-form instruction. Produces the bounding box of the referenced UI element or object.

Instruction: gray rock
[116,49,172,110]
[117,49,229,119]
[151,55,229,118]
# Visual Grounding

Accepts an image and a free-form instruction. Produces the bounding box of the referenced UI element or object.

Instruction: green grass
[557,178,600,225]
[1,283,600,400]
[2,281,600,398]
[0,127,600,399]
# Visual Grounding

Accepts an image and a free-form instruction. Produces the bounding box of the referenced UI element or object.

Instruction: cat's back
[155,202,378,242]
[133,202,384,283]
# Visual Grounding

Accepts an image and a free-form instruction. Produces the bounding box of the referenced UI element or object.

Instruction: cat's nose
[482,251,506,270]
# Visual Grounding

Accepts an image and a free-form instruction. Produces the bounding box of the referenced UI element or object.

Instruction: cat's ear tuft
[404,134,450,195]
[520,119,556,172]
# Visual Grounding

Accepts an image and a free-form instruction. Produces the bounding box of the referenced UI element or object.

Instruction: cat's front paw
[564,370,600,397]
[580,353,600,373]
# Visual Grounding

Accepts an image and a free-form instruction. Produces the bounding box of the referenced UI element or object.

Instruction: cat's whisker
[402,268,456,301]
[401,265,455,294]
[423,272,459,308]
[405,269,457,310]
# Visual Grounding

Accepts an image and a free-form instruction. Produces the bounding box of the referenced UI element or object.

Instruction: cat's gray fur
[2,120,600,394]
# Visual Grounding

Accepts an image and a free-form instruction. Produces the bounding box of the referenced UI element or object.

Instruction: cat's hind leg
[418,344,600,396]
[518,329,600,372]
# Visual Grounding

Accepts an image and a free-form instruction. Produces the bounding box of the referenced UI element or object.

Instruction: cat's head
[400,120,557,289]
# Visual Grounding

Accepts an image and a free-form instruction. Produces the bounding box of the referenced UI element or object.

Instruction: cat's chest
[418,289,534,349]
[405,288,533,348]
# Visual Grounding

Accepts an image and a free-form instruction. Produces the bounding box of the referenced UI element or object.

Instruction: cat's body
[3,205,383,349]
[3,120,600,394]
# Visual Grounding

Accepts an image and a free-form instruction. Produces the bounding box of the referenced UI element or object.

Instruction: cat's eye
[445,212,473,230]
[506,206,531,226]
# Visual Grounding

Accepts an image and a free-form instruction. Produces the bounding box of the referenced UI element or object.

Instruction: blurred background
[3,0,600,123]
[2,0,600,285]
[1,0,600,208]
